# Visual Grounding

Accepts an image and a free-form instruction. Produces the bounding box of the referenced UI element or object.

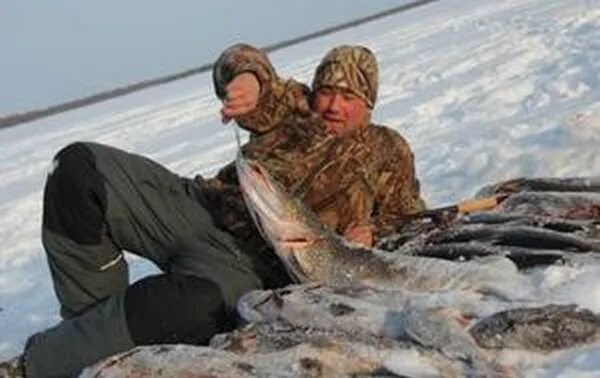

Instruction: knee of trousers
[124,273,234,346]
[43,142,108,245]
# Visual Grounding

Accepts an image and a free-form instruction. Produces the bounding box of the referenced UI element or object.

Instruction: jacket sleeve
[212,43,311,134]
[370,128,426,239]
[213,159,238,185]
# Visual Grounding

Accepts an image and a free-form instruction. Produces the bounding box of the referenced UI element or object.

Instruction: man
[0,44,423,377]
[205,43,424,248]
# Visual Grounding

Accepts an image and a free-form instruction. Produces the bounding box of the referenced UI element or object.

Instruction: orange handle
[456,195,503,214]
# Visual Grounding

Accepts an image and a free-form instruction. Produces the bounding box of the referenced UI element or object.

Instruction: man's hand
[220,72,261,124]
[344,223,374,247]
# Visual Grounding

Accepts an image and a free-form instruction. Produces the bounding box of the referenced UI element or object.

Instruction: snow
[1,0,600,374]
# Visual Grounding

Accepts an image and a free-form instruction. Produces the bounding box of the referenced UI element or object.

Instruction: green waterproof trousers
[24,142,263,377]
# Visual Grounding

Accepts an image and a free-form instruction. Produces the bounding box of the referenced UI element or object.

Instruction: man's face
[312,87,370,136]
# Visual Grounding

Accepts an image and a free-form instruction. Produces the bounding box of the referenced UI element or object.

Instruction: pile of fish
[83,157,600,377]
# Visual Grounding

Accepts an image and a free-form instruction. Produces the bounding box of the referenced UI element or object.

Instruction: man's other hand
[344,223,374,247]
[220,73,260,123]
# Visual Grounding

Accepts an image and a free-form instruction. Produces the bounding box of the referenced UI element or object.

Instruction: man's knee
[43,142,108,245]
[124,273,233,345]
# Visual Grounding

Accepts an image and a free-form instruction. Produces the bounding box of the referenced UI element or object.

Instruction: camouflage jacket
[200,45,423,276]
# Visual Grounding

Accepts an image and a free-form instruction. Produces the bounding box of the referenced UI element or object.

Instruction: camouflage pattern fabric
[213,43,312,134]
[213,43,276,102]
[243,114,423,239]
[204,44,424,272]
[312,45,379,108]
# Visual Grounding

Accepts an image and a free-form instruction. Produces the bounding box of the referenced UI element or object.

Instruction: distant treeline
[0,0,437,129]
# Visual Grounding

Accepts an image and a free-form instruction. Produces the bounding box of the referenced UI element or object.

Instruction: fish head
[236,153,331,282]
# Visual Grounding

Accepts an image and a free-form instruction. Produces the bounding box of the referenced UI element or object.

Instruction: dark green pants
[24,142,263,377]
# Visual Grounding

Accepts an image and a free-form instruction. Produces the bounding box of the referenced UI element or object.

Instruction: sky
[0,0,401,116]
[1,0,600,375]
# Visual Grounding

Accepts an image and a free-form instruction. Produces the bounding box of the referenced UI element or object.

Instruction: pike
[210,319,477,377]
[83,328,476,377]
[469,304,600,351]
[235,152,528,297]
[236,284,511,377]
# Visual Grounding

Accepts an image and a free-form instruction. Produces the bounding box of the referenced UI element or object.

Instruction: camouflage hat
[311,45,379,108]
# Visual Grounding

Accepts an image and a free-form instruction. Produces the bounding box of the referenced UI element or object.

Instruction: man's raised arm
[212,43,311,135]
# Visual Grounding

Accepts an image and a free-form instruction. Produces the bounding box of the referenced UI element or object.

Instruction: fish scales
[236,153,529,299]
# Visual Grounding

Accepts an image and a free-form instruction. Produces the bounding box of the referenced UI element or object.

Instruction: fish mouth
[279,237,319,249]
[237,155,319,250]
[237,154,337,283]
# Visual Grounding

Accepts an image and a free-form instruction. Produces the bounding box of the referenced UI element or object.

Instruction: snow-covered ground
[1,0,600,374]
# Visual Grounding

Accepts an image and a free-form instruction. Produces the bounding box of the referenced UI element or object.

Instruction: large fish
[469,304,600,351]
[235,153,529,298]
[237,284,509,377]
[82,333,467,378]
[210,319,473,377]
